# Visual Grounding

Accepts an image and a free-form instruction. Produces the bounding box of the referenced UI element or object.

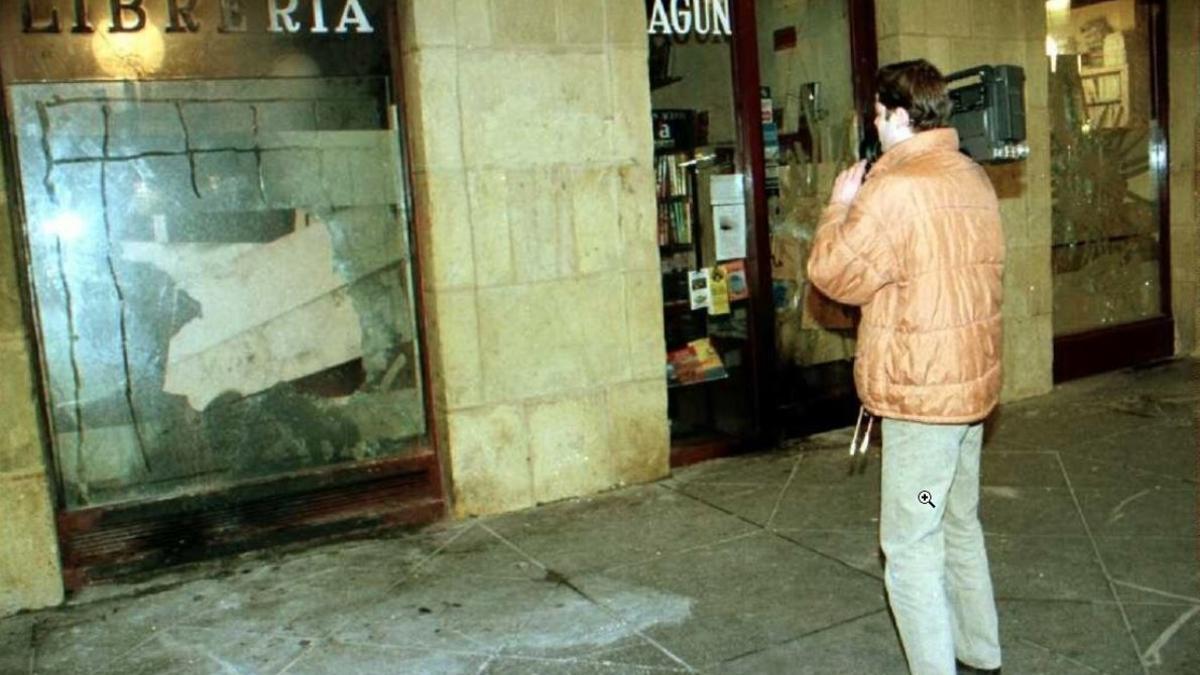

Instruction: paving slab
[95,626,310,675]
[981,450,1070,487]
[482,654,688,674]
[31,579,235,675]
[770,529,884,579]
[715,610,906,675]
[668,448,804,486]
[483,484,760,576]
[750,481,881,532]
[285,642,491,675]
[1094,536,1200,606]
[0,613,34,675]
[667,480,788,527]
[406,522,550,582]
[1074,486,1196,539]
[786,447,883,485]
[987,534,1112,602]
[328,561,694,667]
[1125,604,1200,673]
[997,636,1110,674]
[1059,425,1195,487]
[997,599,1145,673]
[986,402,1146,452]
[175,556,406,639]
[572,532,887,668]
[978,485,1089,536]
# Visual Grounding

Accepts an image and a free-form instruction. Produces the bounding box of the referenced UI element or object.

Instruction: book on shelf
[657,202,692,247]
[655,153,691,199]
[656,153,694,247]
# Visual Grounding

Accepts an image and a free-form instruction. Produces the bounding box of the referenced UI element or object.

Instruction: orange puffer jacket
[807,128,1005,424]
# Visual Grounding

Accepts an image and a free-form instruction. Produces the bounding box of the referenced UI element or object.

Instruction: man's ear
[891,106,911,129]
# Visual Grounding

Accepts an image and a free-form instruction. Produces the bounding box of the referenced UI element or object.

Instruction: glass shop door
[754,0,879,438]
[1046,0,1174,380]
[0,0,441,587]
[649,0,769,463]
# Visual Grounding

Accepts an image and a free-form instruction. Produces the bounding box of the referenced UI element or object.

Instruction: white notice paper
[710,173,745,205]
[713,204,746,261]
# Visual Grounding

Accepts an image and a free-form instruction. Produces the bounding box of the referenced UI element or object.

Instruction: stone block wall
[878,0,1055,401]
[1167,0,1199,355]
[398,0,669,517]
[0,158,64,616]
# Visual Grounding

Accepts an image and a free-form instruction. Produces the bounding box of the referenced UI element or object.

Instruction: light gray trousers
[880,418,1002,675]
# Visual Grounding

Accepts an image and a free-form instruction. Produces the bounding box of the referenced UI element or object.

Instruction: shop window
[2,1,426,510]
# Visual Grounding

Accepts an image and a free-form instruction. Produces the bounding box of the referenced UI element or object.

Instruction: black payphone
[947,64,1029,164]
[858,64,1030,167]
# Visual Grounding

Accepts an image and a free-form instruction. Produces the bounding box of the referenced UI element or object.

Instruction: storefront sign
[647,0,731,36]
[21,0,374,34]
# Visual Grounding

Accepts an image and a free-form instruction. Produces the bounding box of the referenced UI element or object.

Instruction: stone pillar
[877,0,1055,401]
[398,0,668,516]
[0,159,64,616]
[1167,0,1198,355]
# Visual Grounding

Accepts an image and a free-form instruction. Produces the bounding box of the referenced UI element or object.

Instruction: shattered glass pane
[1047,0,1165,336]
[9,77,425,509]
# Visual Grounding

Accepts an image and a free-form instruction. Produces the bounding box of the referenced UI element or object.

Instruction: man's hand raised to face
[829,159,868,207]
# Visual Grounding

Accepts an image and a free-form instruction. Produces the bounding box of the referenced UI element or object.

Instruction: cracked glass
[1047,0,1166,336]
[3,1,425,509]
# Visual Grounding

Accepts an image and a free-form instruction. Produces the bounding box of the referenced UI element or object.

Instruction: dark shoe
[956,659,1001,675]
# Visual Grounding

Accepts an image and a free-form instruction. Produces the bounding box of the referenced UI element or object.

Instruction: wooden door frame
[730,0,772,448]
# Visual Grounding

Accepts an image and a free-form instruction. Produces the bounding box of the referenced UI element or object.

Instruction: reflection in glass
[756,1,858,368]
[1047,0,1163,336]
[91,24,167,78]
[10,77,425,509]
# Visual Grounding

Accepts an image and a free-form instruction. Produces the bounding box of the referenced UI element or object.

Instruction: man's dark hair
[876,59,953,131]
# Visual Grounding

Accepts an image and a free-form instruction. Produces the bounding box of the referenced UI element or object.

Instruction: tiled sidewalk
[2,360,1196,674]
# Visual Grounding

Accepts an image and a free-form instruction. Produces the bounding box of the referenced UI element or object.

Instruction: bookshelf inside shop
[653,109,752,442]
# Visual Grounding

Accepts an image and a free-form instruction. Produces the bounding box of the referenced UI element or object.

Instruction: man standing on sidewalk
[806,59,1005,675]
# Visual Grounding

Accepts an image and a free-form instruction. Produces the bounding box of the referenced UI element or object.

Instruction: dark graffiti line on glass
[10,77,425,509]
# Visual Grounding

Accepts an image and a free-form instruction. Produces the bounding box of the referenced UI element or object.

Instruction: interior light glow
[44,212,85,242]
[1046,36,1059,73]
[92,25,166,78]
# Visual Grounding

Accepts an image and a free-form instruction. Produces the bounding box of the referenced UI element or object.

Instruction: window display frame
[0,1,445,589]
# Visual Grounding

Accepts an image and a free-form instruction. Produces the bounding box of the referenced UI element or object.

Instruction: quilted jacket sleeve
[806,196,899,307]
